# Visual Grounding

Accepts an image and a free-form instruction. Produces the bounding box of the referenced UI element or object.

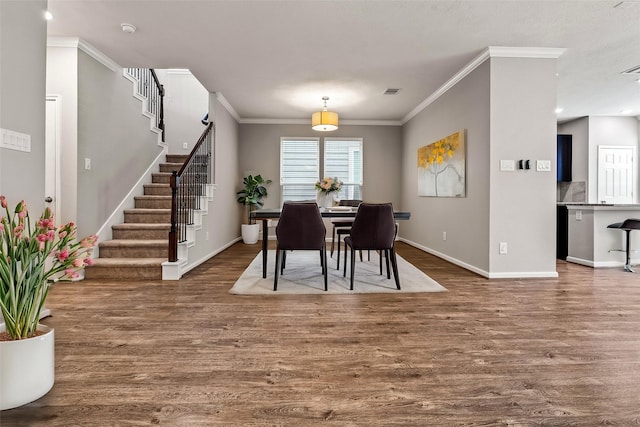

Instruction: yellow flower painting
[417,130,466,197]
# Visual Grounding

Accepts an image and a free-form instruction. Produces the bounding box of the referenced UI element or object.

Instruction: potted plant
[236,174,272,244]
[315,176,343,208]
[0,196,97,410]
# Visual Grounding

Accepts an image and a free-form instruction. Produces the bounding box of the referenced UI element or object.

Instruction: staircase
[85,154,188,280]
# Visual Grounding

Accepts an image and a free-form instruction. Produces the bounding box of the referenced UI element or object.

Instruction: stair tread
[144,183,169,187]
[124,208,171,213]
[100,239,168,247]
[112,223,170,229]
[135,195,171,199]
[90,258,166,266]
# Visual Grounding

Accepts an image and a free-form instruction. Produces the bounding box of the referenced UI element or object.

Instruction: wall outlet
[499,242,508,255]
[442,231,447,241]
[536,160,551,171]
[575,210,582,221]
[500,160,515,171]
[84,158,91,170]
[182,142,188,149]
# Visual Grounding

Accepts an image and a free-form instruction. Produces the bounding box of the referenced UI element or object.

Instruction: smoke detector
[121,23,137,34]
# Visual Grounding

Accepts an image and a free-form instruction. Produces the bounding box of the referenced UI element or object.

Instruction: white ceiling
[46,0,640,124]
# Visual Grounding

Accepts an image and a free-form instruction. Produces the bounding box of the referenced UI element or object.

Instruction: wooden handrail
[168,122,214,262]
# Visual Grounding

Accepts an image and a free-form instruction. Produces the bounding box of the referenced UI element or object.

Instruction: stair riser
[85,266,162,280]
[166,155,188,164]
[135,198,172,209]
[112,229,169,240]
[99,246,168,258]
[159,164,182,173]
[125,212,171,223]
[152,173,171,184]
[144,186,171,196]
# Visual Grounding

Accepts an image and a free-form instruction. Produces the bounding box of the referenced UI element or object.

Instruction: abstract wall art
[417,130,466,197]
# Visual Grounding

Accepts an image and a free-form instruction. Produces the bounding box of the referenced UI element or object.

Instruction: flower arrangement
[0,196,97,340]
[315,177,343,194]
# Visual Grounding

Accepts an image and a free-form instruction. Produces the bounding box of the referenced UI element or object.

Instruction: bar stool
[607,218,640,272]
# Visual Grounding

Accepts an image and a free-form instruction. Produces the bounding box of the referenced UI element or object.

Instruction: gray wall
[46,46,79,225]
[558,116,639,204]
[401,56,558,277]
[401,61,491,272]
[238,123,402,210]
[156,70,209,154]
[0,0,47,210]
[76,51,163,237]
[488,57,557,275]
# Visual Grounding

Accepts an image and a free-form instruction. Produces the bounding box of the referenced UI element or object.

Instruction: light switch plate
[536,160,552,171]
[500,160,515,171]
[1,128,31,152]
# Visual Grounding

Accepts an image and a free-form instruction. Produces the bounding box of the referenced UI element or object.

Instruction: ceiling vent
[384,88,401,95]
[621,65,640,75]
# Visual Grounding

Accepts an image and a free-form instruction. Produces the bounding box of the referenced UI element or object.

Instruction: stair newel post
[169,171,179,262]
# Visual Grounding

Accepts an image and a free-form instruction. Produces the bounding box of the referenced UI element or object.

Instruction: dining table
[251,207,411,278]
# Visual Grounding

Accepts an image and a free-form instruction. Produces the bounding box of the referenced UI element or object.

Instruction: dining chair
[329,199,361,269]
[343,203,400,290]
[274,202,328,291]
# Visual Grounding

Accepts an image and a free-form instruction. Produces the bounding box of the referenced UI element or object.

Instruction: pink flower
[37,233,48,242]
[73,258,84,268]
[57,249,69,262]
[13,224,24,237]
[59,230,67,239]
[39,241,45,251]
[16,200,27,219]
[84,258,94,266]
[47,230,55,241]
[80,235,98,248]
[0,195,6,208]
[0,223,4,233]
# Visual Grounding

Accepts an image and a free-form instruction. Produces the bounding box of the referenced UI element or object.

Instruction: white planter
[241,223,260,244]
[0,324,55,411]
[316,192,335,208]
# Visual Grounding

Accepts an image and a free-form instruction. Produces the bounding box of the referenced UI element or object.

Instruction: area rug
[229,251,447,295]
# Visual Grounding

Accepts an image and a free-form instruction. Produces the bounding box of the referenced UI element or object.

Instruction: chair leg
[323,245,328,291]
[336,235,341,270]
[390,248,400,290]
[330,226,336,257]
[385,249,391,279]
[350,247,356,290]
[274,248,281,291]
[343,242,348,277]
[281,250,287,275]
[379,250,383,275]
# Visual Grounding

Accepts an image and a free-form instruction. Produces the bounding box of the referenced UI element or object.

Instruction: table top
[252,208,411,220]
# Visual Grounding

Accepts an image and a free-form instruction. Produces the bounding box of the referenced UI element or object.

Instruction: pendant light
[311,96,338,131]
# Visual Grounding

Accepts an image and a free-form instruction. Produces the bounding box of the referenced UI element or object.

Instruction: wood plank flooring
[3,242,640,426]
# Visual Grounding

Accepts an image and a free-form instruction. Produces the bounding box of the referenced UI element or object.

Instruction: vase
[241,223,260,244]
[316,192,335,208]
[0,323,55,410]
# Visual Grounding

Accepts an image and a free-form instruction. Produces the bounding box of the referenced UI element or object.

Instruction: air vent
[621,65,640,75]
[384,88,401,95]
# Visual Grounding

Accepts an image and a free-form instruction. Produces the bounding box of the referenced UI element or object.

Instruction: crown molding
[402,46,566,124]
[47,37,122,72]
[238,118,402,126]
[215,93,241,122]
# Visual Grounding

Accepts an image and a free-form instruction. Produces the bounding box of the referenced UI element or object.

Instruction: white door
[45,97,60,217]
[598,146,635,204]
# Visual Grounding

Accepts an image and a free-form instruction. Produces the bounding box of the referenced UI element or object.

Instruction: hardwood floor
[3,242,640,426]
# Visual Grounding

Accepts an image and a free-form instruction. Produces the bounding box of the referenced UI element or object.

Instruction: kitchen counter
[562,204,640,267]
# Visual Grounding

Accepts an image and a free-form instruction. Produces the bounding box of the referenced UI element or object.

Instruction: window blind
[324,138,363,200]
[280,138,319,202]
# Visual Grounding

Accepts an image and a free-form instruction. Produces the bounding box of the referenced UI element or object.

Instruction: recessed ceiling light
[44,11,53,20]
[555,107,564,114]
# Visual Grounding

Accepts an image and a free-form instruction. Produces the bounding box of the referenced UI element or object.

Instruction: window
[324,138,363,200]
[280,138,319,202]
[280,137,363,204]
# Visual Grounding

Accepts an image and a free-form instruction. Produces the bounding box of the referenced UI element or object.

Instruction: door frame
[45,95,62,219]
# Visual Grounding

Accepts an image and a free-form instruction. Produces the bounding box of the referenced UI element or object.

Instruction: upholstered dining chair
[274,202,328,291]
[343,203,400,290]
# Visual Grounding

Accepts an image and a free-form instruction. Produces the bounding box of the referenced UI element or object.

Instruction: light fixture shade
[311,110,339,131]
